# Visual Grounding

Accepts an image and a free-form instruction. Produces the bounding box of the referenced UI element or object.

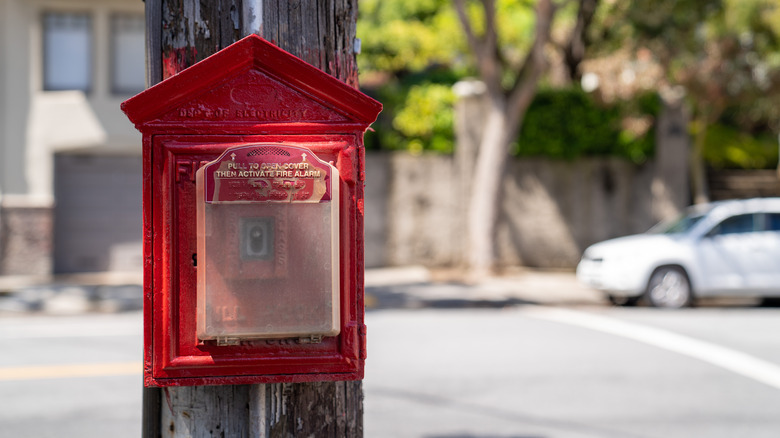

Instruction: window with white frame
[43,12,92,91]
[111,13,145,95]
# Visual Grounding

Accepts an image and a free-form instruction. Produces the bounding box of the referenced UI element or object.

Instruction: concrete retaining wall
[365,153,667,269]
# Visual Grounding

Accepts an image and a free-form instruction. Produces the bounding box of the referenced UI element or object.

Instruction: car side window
[708,213,756,236]
[766,213,780,231]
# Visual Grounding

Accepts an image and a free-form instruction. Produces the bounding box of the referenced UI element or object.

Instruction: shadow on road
[366,282,537,311]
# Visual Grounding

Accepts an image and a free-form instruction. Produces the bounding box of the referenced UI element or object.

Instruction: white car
[576,198,780,308]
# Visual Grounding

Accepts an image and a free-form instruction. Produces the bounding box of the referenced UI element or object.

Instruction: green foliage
[702,124,779,169]
[393,83,456,153]
[367,84,661,160]
[359,0,780,165]
[615,91,661,163]
[357,0,465,74]
[515,88,657,163]
[363,72,461,154]
[358,0,466,154]
[358,0,606,156]
[357,0,543,77]
[516,88,618,159]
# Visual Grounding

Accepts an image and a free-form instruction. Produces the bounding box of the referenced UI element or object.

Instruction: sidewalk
[0,272,143,315]
[0,266,605,315]
[365,266,606,310]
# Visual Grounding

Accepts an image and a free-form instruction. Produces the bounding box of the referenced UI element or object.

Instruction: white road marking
[522,307,780,391]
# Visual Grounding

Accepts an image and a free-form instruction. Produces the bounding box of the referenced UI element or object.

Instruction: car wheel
[759,297,780,308]
[607,295,639,307]
[645,266,692,308]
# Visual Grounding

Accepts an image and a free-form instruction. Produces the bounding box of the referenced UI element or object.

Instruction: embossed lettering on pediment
[160,70,349,124]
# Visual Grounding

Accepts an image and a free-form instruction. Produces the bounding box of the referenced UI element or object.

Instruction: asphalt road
[364,306,780,438]
[0,312,143,438]
[2,304,780,437]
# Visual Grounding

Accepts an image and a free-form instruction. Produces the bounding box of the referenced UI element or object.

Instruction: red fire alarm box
[121,35,381,387]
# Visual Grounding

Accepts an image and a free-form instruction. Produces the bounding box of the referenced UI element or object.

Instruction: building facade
[0,0,145,275]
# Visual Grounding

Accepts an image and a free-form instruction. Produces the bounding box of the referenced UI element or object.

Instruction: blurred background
[2,0,779,278]
[1,0,780,437]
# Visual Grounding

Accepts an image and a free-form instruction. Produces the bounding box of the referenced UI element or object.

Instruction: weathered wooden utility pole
[141,1,363,436]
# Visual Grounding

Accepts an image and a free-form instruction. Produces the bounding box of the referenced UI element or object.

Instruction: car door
[754,213,780,292]
[696,213,762,294]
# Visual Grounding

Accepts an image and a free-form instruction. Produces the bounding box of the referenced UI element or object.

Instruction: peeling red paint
[163,47,198,80]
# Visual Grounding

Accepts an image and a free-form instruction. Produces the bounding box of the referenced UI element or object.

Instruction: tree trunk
[455,0,555,276]
[467,98,510,277]
[562,0,599,82]
[690,114,710,205]
[143,1,363,437]
[652,93,691,217]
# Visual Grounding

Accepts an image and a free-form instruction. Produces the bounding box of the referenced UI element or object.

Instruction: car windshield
[648,211,707,235]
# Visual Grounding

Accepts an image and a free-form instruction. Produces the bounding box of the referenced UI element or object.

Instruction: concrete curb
[365,266,606,310]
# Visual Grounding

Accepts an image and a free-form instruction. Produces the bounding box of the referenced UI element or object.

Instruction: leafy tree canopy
[358,0,581,155]
[593,0,780,127]
[359,0,780,168]
[358,0,545,77]
[357,0,465,74]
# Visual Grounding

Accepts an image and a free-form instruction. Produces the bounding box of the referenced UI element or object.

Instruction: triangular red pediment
[157,69,350,124]
[122,35,381,128]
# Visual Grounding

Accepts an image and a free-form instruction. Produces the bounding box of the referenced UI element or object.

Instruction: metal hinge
[215,337,241,346]
[298,334,323,344]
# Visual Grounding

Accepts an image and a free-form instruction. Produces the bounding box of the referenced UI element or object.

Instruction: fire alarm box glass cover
[195,145,340,342]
